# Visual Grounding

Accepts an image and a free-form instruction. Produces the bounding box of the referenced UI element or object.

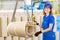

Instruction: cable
[23,0,30,21]
[11,0,19,22]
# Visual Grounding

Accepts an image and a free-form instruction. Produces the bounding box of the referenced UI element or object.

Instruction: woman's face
[44,7,50,15]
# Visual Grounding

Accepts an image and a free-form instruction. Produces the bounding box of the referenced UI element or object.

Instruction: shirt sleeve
[49,16,55,24]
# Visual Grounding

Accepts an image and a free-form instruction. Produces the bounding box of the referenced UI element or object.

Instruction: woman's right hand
[34,31,42,37]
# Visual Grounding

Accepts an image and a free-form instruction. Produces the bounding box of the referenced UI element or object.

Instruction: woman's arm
[41,16,54,33]
[34,23,53,36]
[41,23,53,33]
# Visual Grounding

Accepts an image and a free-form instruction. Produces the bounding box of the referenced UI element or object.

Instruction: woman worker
[34,2,56,40]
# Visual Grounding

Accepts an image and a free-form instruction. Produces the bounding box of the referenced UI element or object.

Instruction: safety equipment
[44,3,52,9]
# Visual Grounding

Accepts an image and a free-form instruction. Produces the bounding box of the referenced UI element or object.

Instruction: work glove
[34,31,42,37]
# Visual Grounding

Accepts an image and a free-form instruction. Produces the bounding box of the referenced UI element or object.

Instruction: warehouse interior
[0,0,60,40]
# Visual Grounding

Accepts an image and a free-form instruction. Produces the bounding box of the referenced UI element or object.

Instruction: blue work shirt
[42,14,56,40]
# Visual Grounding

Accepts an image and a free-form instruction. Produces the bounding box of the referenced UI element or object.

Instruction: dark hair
[43,7,53,16]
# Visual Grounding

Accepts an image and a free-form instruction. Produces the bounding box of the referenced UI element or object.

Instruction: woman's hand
[34,31,42,37]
